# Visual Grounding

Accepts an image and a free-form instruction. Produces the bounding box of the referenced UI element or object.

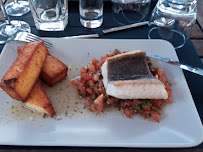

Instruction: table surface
[1,0,203,63]
[0,0,203,151]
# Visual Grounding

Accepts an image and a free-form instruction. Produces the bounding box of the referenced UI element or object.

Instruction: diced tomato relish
[71,50,172,122]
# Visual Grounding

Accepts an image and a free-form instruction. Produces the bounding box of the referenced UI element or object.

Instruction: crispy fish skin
[107,50,153,81]
[0,42,48,101]
[24,81,55,116]
[39,54,68,87]
[18,47,68,87]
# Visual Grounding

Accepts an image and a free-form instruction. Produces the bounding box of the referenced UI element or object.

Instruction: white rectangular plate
[0,39,202,147]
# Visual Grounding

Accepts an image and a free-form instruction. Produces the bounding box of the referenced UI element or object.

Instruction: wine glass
[0,0,31,44]
[148,0,197,49]
[5,0,30,16]
[112,0,151,25]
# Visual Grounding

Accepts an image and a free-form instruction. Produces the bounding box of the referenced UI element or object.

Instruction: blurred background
[0,0,202,63]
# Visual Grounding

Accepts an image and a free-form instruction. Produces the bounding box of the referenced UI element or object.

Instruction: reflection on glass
[5,0,30,16]
[112,0,151,25]
[0,0,30,44]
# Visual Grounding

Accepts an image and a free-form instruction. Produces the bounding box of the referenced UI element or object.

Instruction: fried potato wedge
[18,47,68,87]
[0,42,48,101]
[40,54,68,87]
[24,81,55,116]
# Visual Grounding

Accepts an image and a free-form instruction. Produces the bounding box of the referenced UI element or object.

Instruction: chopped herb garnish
[147,112,152,117]
[104,98,108,103]
[135,105,142,113]
[78,89,84,97]
[116,105,121,109]
[141,99,151,105]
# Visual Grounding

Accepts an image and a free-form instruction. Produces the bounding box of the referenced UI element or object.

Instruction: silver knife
[146,52,203,76]
[64,34,99,39]
[103,21,149,34]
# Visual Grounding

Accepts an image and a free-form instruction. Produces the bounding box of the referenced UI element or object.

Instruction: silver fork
[8,32,53,49]
[8,32,100,49]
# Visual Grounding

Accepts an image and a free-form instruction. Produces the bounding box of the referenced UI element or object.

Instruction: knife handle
[102,21,149,34]
[64,34,99,39]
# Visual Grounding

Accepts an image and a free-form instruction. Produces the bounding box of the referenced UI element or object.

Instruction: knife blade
[146,52,203,76]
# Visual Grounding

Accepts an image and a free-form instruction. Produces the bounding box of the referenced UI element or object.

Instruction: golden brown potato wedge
[17,46,23,55]
[0,42,48,101]
[24,81,55,116]
[18,47,68,87]
[39,54,68,87]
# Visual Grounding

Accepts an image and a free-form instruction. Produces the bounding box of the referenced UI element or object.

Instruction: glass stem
[0,0,11,25]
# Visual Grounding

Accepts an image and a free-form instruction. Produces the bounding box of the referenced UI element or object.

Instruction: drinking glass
[148,0,197,49]
[5,0,30,16]
[28,0,68,31]
[79,0,103,28]
[112,0,151,25]
[0,0,30,44]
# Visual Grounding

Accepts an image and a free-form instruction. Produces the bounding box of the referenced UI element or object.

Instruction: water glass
[28,0,68,31]
[79,0,103,28]
[148,0,197,49]
[112,0,151,25]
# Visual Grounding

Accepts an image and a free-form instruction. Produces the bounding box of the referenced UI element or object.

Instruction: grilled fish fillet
[101,50,168,99]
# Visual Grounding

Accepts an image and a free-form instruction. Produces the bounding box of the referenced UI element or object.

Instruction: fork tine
[26,35,52,49]
[26,37,52,49]
[26,34,52,47]
[24,37,35,43]
[27,33,53,47]
[27,36,52,48]
[11,32,53,49]
[26,36,52,48]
